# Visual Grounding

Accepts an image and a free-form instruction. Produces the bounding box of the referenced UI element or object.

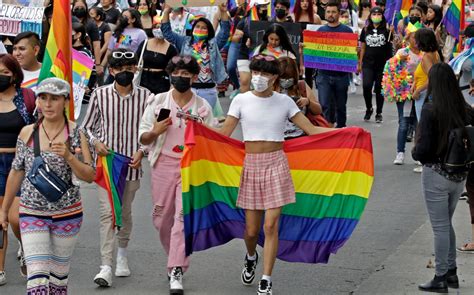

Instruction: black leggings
[362,66,384,114]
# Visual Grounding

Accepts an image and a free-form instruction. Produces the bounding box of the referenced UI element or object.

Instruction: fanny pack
[27,126,71,202]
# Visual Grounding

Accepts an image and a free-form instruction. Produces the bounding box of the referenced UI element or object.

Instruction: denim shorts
[0,153,20,197]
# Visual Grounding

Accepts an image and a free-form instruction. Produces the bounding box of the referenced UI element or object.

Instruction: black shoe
[241,252,258,285]
[218,91,225,98]
[406,134,413,142]
[418,275,448,293]
[375,113,383,123]
[446,268,459,289]
[257,279,272,295]
[364,108,373,121]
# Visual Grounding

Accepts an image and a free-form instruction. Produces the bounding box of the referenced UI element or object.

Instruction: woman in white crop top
[215,55,333,295]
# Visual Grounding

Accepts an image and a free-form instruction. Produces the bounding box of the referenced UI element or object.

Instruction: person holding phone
[138,55,215,295]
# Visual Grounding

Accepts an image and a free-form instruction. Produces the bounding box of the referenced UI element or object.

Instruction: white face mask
[251,75,270,92]
[152,28,164,39]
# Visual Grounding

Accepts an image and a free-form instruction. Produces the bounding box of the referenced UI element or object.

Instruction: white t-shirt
[228,91,301,142]
[21,67,41,92]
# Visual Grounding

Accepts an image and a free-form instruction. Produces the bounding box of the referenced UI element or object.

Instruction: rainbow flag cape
[443,0,465,39]
[182,122,374,263]
[39,0,73,120]
[95,152,131,228]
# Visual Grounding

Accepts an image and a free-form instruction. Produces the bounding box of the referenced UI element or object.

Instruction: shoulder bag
[133,39,148,88]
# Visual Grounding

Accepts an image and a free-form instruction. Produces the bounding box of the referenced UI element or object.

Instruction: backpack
[443,126,474,173]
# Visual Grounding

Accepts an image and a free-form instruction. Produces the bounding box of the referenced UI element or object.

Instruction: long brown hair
[275,57,300,97]
[293,0,315,23]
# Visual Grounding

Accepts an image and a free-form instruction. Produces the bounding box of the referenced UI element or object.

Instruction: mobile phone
[157,108,171,122]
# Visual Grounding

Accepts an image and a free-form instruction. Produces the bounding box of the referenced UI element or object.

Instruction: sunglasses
[112,51,135,59]
[171,56,193,64]
[253,55,276,61]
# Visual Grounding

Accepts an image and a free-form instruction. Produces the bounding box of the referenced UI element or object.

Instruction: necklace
[41,123,65,147]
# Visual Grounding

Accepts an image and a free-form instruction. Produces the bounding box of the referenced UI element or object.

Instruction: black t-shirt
[359,26,392,68]
[104,7,121,25]
[85,19,100,42]
[97,22,111,48]
[236,17,250,60]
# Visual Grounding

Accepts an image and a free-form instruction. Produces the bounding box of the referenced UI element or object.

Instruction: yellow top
[414,62,428,89]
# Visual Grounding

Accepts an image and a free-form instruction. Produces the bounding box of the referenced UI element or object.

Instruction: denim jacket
[161,20,230,84]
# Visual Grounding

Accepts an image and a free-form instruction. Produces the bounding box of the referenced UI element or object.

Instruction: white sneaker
[17,241,22,260]
[349,83,357,94]
[0,271,6,286]
[393,152,405,165]
[353,76,361,86]
[169,267,184,295]
[94,265,113,287]
[415,161,422,166]
[413,166,423,173]
[115,255,131,277]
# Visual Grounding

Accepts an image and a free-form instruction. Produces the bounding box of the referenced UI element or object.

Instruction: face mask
[152,28,164,39]
[275,8,287,19]
[371,16,382,24]
[121,16,130,26]
[171,76,192,93]
[279,78,294,89]
[341,2,348,9]
[258,10,268,20]
[138,8,148,15]
[251,75,270,92]
[115,71,134,86]
[193,29,208,41]
[409,16,421,24]
[0,75,12,92]
[73,7,87,18]
[340,17,349,25]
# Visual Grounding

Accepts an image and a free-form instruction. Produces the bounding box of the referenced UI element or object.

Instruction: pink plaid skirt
[237,150,296,210]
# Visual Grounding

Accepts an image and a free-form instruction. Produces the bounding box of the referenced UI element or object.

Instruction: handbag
[298,80,330,128]
[442,126,474,174]
[27,127,71,202]
[133,39,148,88]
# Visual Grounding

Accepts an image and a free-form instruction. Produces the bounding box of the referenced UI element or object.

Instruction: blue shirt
[317,24,354,76]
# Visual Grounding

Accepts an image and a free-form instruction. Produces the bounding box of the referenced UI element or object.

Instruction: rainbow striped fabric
[182,122,374,263]
[443,0,465,39]
[95,152,131,228]
[384,0,411,25]
[38,0,73,120]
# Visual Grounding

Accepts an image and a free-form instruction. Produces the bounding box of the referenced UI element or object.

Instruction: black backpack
[443,126,474,173]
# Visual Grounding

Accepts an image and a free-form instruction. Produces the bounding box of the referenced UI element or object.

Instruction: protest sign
[167,0,226,8]
[303,30,358,73]
[249,21,302,60]
[0,3,44,37]
[72,50,94,120]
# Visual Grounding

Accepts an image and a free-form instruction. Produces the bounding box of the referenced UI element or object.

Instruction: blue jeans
[0,152,18,196]
[396,101,416,153]
[316,73,350,128]
[192,87,218,109]
[226,42,240,89]
[415,90,428,121]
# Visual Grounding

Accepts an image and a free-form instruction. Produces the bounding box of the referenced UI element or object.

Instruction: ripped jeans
[151,154,189,272]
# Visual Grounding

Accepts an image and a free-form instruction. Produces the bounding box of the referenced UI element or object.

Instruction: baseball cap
[35,78,70,97]
[370,6,384,14]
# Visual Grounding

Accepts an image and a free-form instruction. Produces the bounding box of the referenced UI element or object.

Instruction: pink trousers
[151,154,189,272]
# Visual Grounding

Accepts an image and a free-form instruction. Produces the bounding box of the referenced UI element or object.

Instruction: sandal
[456,243,474,253]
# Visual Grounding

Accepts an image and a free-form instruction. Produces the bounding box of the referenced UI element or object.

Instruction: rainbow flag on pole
[182,122,374,263]
[38,0,73,120]
[95,152,131,228]
[443,0,465,39]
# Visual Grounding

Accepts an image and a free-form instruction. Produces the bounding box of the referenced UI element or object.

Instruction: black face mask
[0,75,12,92]
[275,8,287,19]
[120,16,130,26]
[409,16,421,24]
[171,76,191,93]
[73,8,87,18]
[258,10,268,20]
[115,71,134,87]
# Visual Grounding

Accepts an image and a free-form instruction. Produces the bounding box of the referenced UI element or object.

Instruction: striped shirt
[82,83,151,181]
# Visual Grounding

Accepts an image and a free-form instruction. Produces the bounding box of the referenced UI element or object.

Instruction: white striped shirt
[82,83,151,181]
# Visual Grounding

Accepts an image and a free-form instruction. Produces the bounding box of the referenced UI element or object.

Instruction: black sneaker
[218,91,226,98]
[375,113,383,123]
[257,279,272,295]
[241,252,258,285]
[364,108,373,121]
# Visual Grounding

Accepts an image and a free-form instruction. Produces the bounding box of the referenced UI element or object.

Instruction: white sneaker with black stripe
[257,279,272,295]
[241,252,259,285]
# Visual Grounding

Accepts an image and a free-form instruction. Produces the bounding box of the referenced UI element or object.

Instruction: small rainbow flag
[38,0,73,120]
[182,122,374,263]
[384,0,411,25]
[443,0,465,39]
[95,152,131,228]
[303,30,358,73]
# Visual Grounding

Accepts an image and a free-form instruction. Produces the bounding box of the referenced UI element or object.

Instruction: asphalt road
[2,88,429,294]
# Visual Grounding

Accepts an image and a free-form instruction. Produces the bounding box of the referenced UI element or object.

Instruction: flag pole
[388,12,396,41]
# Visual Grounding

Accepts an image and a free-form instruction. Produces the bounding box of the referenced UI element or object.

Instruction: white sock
[247,253,257,261]
[117,247,127,258]
[262,275,271,283]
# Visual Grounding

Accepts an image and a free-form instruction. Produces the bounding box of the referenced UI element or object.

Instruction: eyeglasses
[171,56,193,64]
[253,55,276,61]
[112,51,135,59]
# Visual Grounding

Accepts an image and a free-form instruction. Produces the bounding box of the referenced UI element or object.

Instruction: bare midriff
[244,141,283,154]
[0,147,16,153]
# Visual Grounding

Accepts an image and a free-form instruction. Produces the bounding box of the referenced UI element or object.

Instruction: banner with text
[303,30,358,73]
[0,3,44,37]
[167,0,226,7]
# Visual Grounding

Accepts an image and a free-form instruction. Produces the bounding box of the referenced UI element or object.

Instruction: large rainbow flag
[95,152,131,228]
[182,122,374,263]
[443,0,465,39]
[38,0,73,120]
[384,0,411,25]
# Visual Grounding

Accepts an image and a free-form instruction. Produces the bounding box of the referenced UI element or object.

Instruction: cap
[370,6,384,14]
[35,78,70,97]
[251,0,270,6]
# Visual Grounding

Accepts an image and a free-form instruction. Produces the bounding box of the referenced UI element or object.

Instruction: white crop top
[227,91,301,142]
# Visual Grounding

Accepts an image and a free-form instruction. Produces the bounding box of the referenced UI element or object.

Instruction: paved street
[2,89,474,294]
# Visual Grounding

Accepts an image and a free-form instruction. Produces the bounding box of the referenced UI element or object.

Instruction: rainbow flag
[38,0,73,120]
[384,0,411,25]
[303,30,359,73]
[95,152,131,228]
[443,0,465,39]
[182,122,374,263]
